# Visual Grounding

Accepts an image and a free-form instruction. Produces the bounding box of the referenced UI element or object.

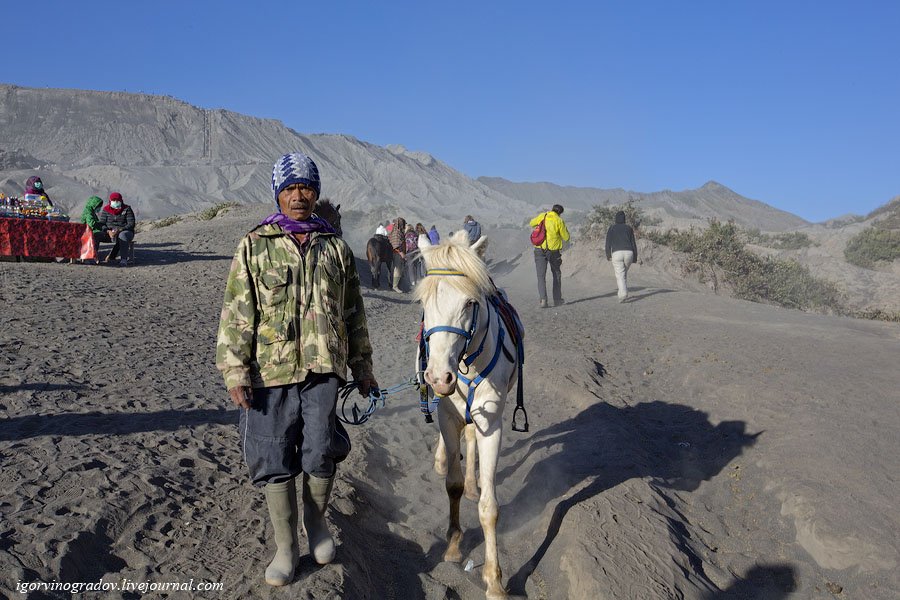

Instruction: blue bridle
[420,269,507,424]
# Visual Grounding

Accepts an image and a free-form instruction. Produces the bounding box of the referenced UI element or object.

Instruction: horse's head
[416,231,491,396]
[314,198,342,236]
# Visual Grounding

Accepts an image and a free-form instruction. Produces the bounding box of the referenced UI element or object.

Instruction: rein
[420,268,528,432]
[337,377,424,426]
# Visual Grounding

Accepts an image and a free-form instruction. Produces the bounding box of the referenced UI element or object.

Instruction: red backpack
[530,214,547,246]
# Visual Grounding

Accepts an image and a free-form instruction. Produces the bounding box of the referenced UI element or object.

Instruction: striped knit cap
[271,152,321,204]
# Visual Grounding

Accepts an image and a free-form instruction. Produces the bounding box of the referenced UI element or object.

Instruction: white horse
[415,231,523,600]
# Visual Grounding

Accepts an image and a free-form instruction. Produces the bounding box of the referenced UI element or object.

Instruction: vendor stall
[0,218,96,260]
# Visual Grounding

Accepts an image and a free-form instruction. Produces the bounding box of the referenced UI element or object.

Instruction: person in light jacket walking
[605,211,638,302]
[530,204,570,307]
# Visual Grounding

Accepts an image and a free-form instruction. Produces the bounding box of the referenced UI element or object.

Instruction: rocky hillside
[0,84,534,226]
[478,177,809,231]
[2,83,806,234]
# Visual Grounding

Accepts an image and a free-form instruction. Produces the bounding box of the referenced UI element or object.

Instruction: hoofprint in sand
[0,210,897,599]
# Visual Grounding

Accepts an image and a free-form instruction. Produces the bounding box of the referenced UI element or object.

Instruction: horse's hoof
[443,548,463,563]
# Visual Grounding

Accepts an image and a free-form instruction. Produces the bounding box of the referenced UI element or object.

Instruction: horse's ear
[336,204,341,210]
[472,235,489,257]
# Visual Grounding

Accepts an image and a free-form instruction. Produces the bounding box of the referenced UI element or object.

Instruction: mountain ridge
[0,82,855,233]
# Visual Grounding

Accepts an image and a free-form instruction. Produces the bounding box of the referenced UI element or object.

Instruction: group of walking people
[529,204,638,305]
[374,218,440,292]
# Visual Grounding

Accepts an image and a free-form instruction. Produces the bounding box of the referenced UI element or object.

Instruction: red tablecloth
[0,218,96,260]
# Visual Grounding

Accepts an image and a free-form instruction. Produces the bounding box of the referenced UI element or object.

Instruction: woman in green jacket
[80,196,104,233]
[77,196,104,262]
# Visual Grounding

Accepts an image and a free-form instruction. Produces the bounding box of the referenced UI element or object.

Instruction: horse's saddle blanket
[491,289,525,349]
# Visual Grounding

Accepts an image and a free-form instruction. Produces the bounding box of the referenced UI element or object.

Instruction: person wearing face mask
[23,175,53,207]
[95,192,136,266]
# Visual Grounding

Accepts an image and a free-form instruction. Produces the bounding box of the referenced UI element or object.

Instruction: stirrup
[511,405,529,432]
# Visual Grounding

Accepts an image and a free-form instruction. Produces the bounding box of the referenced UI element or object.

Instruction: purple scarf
[260,213,336,235]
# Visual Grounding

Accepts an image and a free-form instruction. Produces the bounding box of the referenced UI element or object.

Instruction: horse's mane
[316,198,336,210]
[314,198,338,220]
[415,230,494,302]
[314,198,341,234]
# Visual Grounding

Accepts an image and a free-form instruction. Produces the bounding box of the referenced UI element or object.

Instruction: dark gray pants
[240,373,350,486]
[94,229,134,259]
[534,248,563,304]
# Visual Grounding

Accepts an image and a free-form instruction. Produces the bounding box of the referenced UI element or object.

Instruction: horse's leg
[434,432,448,476]
[463,423,479,501]
[371,260,381,289]
[475,420,506,599]
[440,417,465,563]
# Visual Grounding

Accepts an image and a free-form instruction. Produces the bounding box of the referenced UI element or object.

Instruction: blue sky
[3,1,898,222]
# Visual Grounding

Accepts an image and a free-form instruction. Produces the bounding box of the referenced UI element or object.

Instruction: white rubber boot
[264,480,300,586]
[302,474,336,564]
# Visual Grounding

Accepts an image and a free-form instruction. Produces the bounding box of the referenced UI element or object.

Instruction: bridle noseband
[421,269,487,367]
[418,267,529,432]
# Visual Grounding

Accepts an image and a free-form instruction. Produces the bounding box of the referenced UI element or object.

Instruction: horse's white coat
[416,231,520,599]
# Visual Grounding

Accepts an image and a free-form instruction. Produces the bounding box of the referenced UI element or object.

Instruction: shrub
[197,201,239,221]
[153,215,182,229]
[851,308,900,323]
[744,228,814,249]
[649,220,844,313]
[582,200,657,241]
[844,227,900,268]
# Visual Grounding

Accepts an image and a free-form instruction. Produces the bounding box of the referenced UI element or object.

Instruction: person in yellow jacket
[529,204,570,307]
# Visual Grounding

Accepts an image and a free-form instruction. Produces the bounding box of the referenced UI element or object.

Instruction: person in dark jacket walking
[95,192,136,266]
[463,215,481,244]
[605,211,638,302]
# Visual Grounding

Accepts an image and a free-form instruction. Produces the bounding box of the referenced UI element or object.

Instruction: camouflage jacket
[215,223,374,390]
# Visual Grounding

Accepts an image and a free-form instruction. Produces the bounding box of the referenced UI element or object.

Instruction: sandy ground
[1,209,898,599]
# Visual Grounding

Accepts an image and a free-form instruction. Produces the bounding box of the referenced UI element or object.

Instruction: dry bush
[153,215,182,229]
[744,228,814,249]
[646,220,844,313]
[581,200,658,241]
[197,202,238,221]
[844,227,900,269]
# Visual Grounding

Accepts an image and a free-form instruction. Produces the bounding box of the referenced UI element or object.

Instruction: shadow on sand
[565,286,674,306]
[703,563,797,599]
[338,423,454,599]
[500,400,760,596]
[89,242,232,266]
[0,382,87,393]
[0,408,237,441]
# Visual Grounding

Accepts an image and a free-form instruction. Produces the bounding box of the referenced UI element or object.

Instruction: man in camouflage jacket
[216,152,377,587]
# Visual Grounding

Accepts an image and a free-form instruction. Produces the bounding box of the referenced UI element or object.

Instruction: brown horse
[366,235,394,289]
[314,198,342,236]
